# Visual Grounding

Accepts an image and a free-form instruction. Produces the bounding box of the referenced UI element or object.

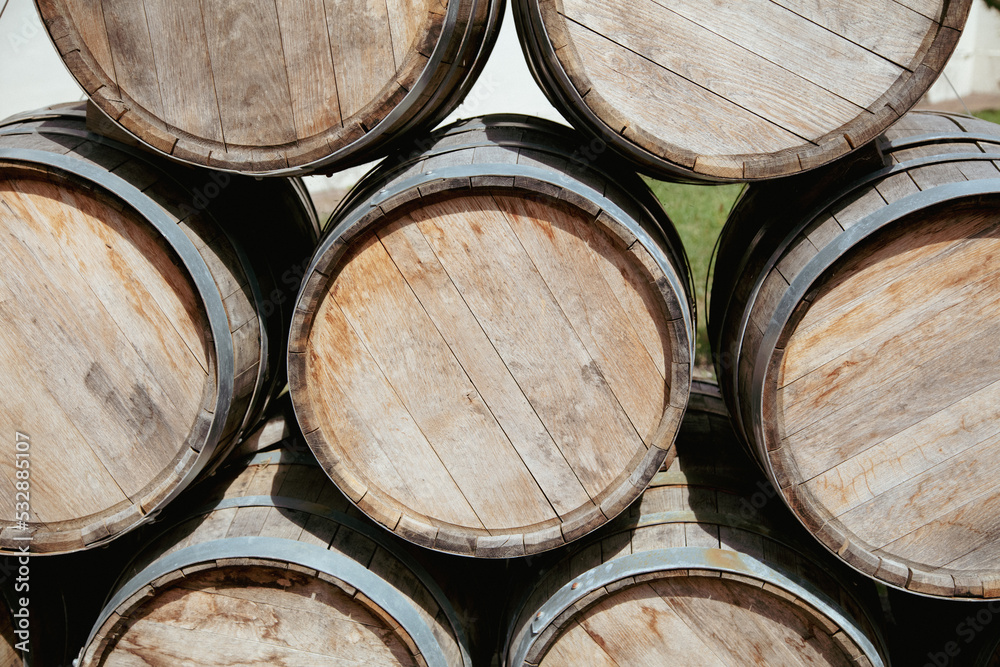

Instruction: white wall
[0,0,85,120]
[926,0,1000,103]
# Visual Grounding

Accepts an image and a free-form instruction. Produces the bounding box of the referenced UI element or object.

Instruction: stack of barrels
[0,0,995,664]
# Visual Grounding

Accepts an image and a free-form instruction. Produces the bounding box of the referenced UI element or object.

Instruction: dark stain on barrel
[85,361,171,442]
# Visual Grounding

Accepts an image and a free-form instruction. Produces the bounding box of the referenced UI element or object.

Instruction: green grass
[974,109,1000,124]
[644,179,743,378]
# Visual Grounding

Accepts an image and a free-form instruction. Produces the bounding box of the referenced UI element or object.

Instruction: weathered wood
[38,0,502,174]
[711,110,1000,598]
[79,441,471,667]
[515,0,971,181]
[289,115,693,556]
[0,106,317,554]
[503,384,888,666]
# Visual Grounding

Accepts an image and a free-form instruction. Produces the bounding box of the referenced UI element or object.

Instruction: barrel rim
[289,160,693,557]
[0,147,234,553]
[512,0,971,182]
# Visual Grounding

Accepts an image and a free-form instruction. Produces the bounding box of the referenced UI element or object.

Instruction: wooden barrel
[710,110,1000,598]
[502,382,890,666]
[77,443,473,667]
[36,0,502,175]
[0,104,318,554]
[513,0,971,182]
[289,115,694,558]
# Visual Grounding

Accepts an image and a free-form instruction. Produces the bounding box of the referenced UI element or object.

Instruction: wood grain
[565,20,803,158]
[201,0,296,148]
[561,0,864,139]
[326,0,399,119]
[0,177,206,521]
[143,0,224,144]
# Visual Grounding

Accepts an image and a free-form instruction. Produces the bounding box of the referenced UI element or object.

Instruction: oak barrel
[513,0,970,181]
[502,382,890,666]
[0,104,318,554]
[710,110,1000,598]
[289,114,695,558]
[77,440,473,667]
[36,0,502,175]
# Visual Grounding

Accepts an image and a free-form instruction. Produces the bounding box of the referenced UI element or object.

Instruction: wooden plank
[410,195,645,498]
[0,301,127,523]
[275,0,343,139]
[377,215,592,517]
[201,0,296,147]
[307,277,483,528]
[539,620,620,667]
[496,194,668,442]
[782,253,1000,439]
[58,0,117,85]
[652,0,903,107]
[384,0,430,68]
[306,350,425,513]
[883,482,1000,573]
[326,0,398,119]
[27,179,209,384]
[0,181,204,496]
[572,583,728,667]
[561,0,864,140]
[101,0,163,118]
[781,208,1000,387]
[564,20,803,157]
[843,431,1000,554]
[330,230,555,529]
[162,510,239,557]
[785,308,1000,482]
[652,576,853,665]
[142,0,224,144]
[804,378,1000,519]
[769,0,936,67]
